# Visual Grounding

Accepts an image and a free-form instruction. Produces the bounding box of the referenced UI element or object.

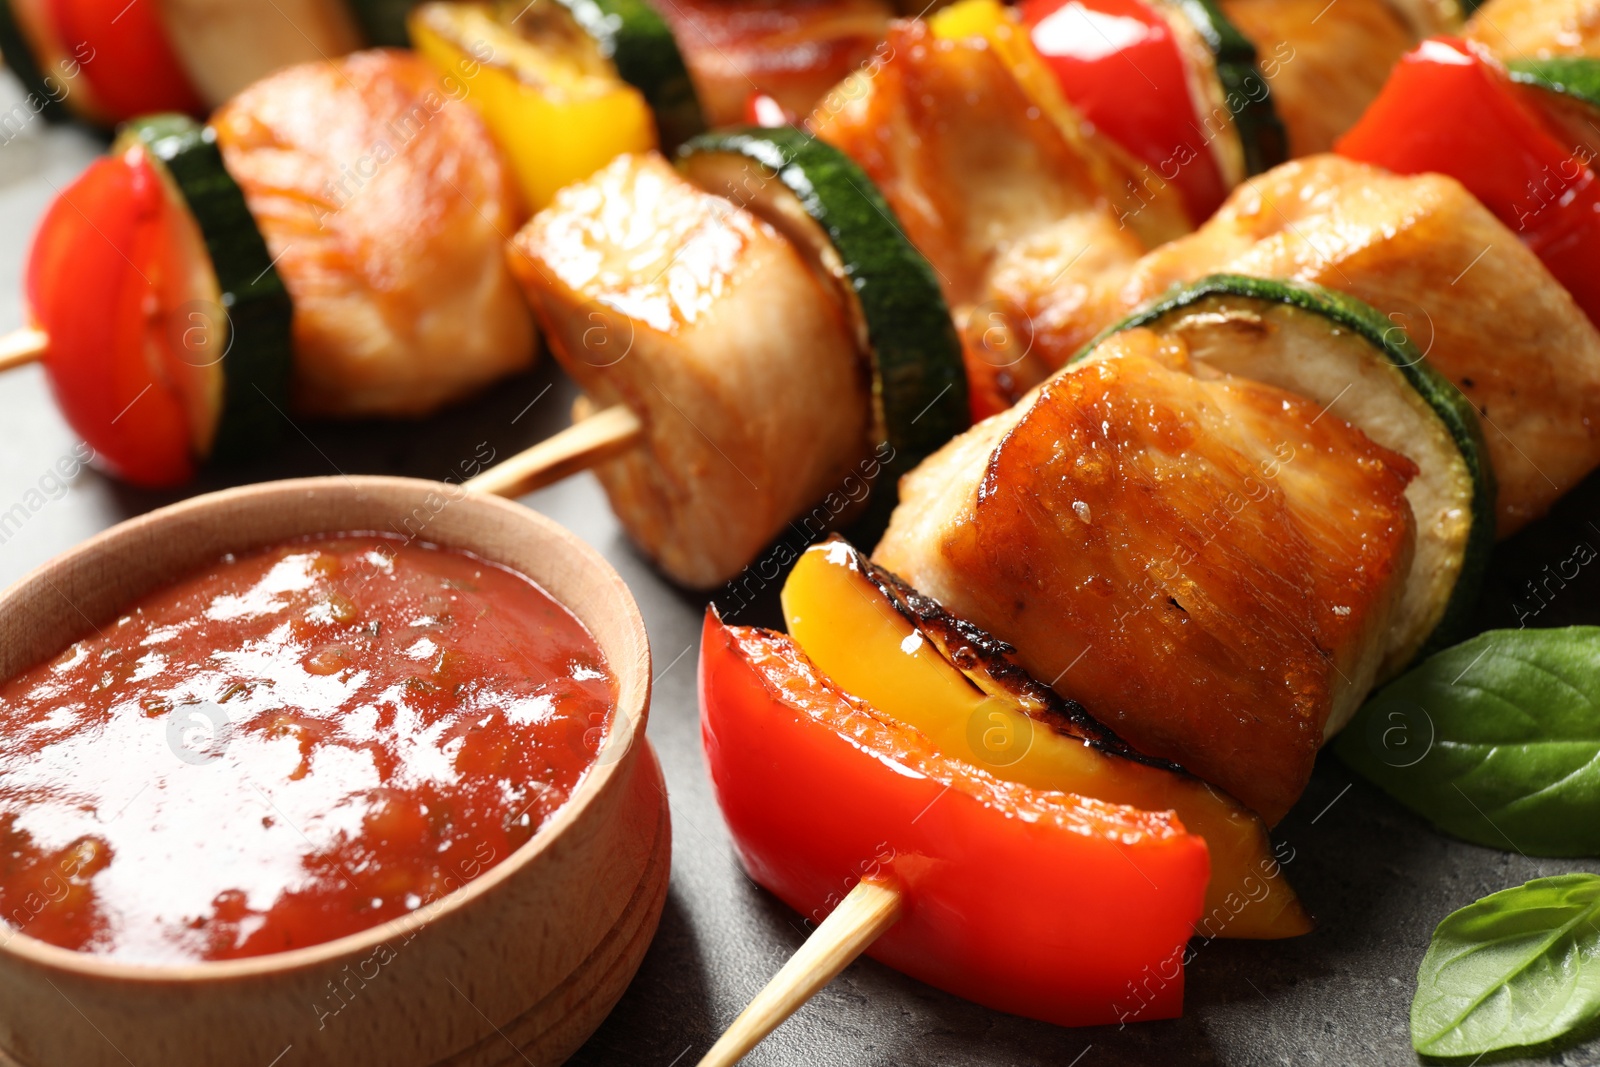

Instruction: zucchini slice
[545,0,705,148]
[1077,274,1494,678]
[1505,57,1600,160]
[677,126,970,511]
[1507,55,1600,108]
[347,0,417,46]
[1162,0,1287,180]
[118,114,293,465]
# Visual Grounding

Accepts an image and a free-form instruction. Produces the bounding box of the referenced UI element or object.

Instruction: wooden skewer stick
[697,879,905,1067]
[466,403,643,499]
[0,328,47,372]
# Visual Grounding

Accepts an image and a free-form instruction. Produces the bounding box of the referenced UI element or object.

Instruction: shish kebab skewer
[497,45,1600,1067]
[686,19,1600,1063]
[6,0,1587,799]
[0,0,739,490]
[412,5,1600,1060]
[669,12,1594,831]
[686,266,1485,1063]
[486,24,1597,594]
[5,47,539,488]
[0,0,892,139]
[0,0,769,489]
[0,0,1467,385]
[485,134,1493,932]
[0,0,1476,496]
[9,6,1587,601]
[417,124,1567,837]
[475,138,1498,930]
[929,22,1600,536]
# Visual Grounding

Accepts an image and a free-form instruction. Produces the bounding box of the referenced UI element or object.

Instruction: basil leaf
[1335,627,1600,857]
[1412,874,1600,1057]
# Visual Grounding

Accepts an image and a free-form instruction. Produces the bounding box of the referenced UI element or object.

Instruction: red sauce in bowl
[0,534,615,964]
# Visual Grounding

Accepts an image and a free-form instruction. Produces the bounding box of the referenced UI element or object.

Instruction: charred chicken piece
[875,334,1418,823]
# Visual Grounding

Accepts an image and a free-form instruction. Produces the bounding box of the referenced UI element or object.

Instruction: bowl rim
[0,475,653,984]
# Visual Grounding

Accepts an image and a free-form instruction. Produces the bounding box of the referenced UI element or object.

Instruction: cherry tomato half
[25,149,205,486]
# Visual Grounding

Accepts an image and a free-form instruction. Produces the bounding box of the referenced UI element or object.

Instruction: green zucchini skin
[125,114,293,465]
[555,0,705,148]
[1507,55,1600,111]
[347,0,418,46]
[1174,0,1288,177]
[0,0,73,124]
[677,126,969,514]
[1076,272,1496,665]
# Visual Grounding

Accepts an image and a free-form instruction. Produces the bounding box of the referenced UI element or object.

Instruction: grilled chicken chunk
[508,152,871,589]
[213,51,536,418]
[656,0,893,126]
[1220,0,1421,156]
[1467,0,1600,56]
[875,335,1417,824]
[1118,155,1600,536]
[971,210,1146,400]
[160,0,364,108]
[810,20,1181,311]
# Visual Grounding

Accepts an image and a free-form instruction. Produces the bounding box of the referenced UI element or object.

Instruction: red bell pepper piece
[1337,37,1600,330]
[1018,0,1228,224]
[25,149,204,487]
[698,608,1210,1026]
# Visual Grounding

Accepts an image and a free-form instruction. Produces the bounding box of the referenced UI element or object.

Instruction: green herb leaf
[1335,628,1600,857]
[1412,874,1600,1057]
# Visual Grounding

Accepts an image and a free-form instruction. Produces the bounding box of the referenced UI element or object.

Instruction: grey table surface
[2,83,1598,1067]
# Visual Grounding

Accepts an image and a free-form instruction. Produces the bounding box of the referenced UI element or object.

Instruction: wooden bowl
[0,476,670,1067]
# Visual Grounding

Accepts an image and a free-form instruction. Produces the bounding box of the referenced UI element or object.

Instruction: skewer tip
[696,878,904,1067]
[0,327,47,372]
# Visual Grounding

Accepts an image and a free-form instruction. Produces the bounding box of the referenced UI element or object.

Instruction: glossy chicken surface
[214,51,536,418]
[1123,155,1600,535]
[1220,0,1421,156]
[874,336,1417,824]
[657,0,893,125]
[973,210,1145,399]
[509,153,871,590]
[810,20,1150,310]
[1467,0,1600,56]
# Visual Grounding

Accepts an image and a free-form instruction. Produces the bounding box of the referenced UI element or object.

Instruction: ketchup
[0,534,614,964]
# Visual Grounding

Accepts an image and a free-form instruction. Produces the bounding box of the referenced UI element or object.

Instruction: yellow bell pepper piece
[409,2,656,212]
[928,0,1007,40]
[781,539,1314,940]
